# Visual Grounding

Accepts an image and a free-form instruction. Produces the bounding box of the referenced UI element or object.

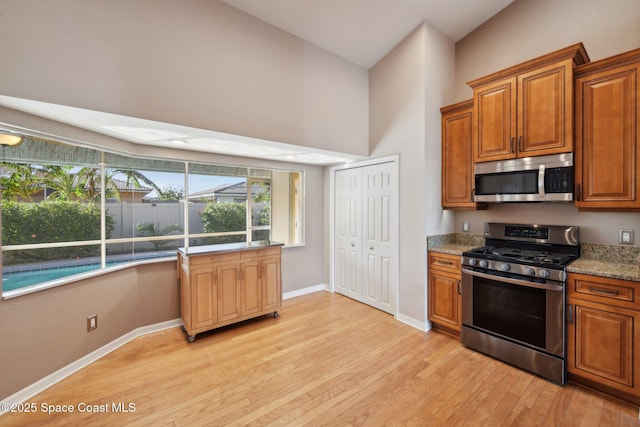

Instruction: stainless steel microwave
[474,153,574,203]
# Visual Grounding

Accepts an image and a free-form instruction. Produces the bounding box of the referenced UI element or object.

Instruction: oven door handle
[462,268,564,292]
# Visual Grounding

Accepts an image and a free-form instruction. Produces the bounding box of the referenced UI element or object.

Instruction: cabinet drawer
[428,252,461,273]
[568,273,640,310]
[241,247,281,259]
[189,252,240,266]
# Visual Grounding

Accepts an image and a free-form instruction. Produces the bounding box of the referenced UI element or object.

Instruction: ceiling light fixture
[0,130,25,146]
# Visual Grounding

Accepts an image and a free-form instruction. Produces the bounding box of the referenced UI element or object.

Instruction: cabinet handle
[588,286,620,296]
[518,136,522,152]
[575,184,581,201]
[510,136,515,153]
[457,279,461,295]
[567,304,573,324]
[436,261,454,267]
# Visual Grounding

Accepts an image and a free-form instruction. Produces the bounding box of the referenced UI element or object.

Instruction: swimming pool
[2,264,102,291]
[2,251,177,293]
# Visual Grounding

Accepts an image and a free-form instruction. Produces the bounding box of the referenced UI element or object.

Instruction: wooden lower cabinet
[567,272,640,405]
[179,245,282,342]
[428,251,462,335]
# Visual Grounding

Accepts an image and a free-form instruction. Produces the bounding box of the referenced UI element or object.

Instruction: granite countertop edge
[427,234,640,282]
[567,258,640,282]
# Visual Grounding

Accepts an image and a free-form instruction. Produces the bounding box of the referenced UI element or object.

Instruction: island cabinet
[574,48,640,210]
[440,100,485,210]
[566,272,640,406]
[468,43,589,163]
[428,251,462,336]
[177,242,282,342]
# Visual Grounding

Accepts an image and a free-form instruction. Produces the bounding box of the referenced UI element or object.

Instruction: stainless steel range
[461,222,580,384]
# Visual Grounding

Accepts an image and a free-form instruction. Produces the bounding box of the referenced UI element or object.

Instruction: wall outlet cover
[619,229,634,245]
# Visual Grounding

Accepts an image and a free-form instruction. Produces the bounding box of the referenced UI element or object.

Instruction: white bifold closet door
[334,161,396,315]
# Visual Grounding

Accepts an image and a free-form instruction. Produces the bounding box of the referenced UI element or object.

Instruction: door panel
[334,168,362,301]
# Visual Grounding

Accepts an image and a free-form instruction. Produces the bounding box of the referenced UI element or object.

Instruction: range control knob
[538,269,551,279]
[479,260,489,268]
[468,258,478,266]
[524,267,536,276]
[499,263,511,272]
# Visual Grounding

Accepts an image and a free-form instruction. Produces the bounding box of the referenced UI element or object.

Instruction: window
[1,136,304,295]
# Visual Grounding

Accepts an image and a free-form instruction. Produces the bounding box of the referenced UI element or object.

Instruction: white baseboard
[0,318,182,416]
[396,313,429,331]
[283,283,329,300]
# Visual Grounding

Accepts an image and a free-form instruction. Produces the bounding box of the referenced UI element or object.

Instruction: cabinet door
[240,260,262,316]
[428,269,461,331]
[473,76,517,162]
[217,262,240,322]
[518,60,573,156]
[568,298,640,400]
[575,63,640,209]
[262,257,281,311]
[441,100,477,208]
[190,267,217,329]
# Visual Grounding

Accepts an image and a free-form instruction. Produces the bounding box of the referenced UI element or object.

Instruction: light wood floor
[2,291,639,426]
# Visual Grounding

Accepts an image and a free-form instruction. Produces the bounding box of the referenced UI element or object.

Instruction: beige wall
[0,262,179,399]
[454,0,640,102]
[0,0,369,156]
[369,23,455,324]
[451,0,640,245]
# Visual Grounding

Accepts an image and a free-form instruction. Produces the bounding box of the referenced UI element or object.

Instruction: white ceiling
[1,0,514,166]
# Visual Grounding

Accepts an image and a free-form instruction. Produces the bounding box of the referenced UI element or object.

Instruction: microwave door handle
[538,165,545,199]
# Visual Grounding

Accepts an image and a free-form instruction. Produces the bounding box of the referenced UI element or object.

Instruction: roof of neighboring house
[188,181,263,199]
[105,178,153,193]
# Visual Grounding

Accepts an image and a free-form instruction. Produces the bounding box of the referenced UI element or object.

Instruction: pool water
[2,264,102,291]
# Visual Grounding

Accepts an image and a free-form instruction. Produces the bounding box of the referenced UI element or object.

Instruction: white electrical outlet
[619,229,634,245]
[463,221,470,232]
[87,315,98,331]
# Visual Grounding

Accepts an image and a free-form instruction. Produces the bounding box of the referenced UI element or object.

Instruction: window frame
[1,138,304,298]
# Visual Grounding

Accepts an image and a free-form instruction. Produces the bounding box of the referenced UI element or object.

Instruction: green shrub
[1,200,115,262]
[199,202,246,244]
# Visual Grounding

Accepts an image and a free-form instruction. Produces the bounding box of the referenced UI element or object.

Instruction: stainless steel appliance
[474,153,574,203]
[461,222,580,384]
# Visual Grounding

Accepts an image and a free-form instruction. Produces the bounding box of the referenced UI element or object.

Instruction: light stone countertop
[426,233,484,256]
[426,234,640,282]
[567,244,640,282]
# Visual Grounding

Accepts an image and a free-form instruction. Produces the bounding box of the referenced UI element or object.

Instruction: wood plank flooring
[2,291,638,426]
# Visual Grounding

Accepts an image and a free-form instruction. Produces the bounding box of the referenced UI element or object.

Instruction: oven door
[461,267,566,383]
[461,268,565,357]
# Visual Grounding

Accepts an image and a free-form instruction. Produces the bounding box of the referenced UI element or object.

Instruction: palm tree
[41,165,86,201]
[0,163,41,202]
[78,167,162,202]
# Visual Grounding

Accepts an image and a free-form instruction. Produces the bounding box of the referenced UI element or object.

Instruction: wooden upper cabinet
[468,43,589,163]
[574,48,640,210]
[473,77,517,161]
[441,99,484,209]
